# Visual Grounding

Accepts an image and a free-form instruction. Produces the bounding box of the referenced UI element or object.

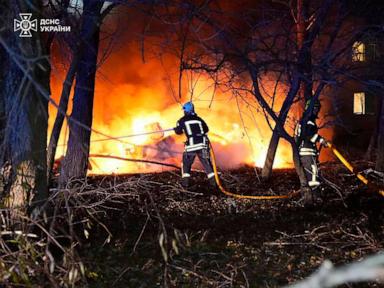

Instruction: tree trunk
[262,1,314,180]
[261,76,301,179]
[262,122,307,186]
[261,131,279,178]
[59,0,103,184]
[47,2,115,184]
[262,76,313,180]
[0,0,50,211]
[375,96,384,172]
[297,0,313,103]
[0,38,5,163]
[0,25,6,200]
[248,65,305,184]
[296,0,305,50]
[46,55,78,184]
[290,140,307,188]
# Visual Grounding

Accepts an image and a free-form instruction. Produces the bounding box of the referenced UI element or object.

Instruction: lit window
[353,92,365,114]
[353,92,375,115]
[352,42,365,62]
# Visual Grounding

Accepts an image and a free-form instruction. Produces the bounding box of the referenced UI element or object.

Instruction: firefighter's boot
[313,187,324,205]
[209,177,217,188]
[301,187,314,205]
[181,177,190,188]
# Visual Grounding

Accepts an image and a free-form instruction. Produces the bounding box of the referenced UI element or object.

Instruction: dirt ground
[80,162,384,287]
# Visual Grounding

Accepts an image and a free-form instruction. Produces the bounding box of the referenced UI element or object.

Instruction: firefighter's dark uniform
[174,114,215,186]
[295,117,327,191]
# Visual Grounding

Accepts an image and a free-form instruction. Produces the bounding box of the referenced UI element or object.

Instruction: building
[332,33,383,155]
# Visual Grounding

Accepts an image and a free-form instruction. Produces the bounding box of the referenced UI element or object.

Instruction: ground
[76,162,383,287]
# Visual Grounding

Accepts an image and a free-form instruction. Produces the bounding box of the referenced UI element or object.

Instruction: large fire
[48,41,307,175]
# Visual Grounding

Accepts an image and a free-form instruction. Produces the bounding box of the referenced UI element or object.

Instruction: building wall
[331,54,382,154]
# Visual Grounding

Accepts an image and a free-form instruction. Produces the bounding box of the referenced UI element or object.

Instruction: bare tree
[161,0,336,186]
[160,0,383,186]
[0,0,50,211]
[58,0,104,184]
[45,0,79,183]
[46,0,116,184]
[46,52,78,183]
[56,0,122,184]
[262,0,318,179]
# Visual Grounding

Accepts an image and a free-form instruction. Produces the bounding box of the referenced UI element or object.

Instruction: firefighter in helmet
[174,102,216,188]
[295,99,329,204]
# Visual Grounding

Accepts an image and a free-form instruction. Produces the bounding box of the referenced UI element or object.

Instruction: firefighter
[295,99,328,204]
[174,102,216,188]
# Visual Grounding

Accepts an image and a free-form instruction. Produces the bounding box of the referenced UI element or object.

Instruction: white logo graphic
[14,13,37,37]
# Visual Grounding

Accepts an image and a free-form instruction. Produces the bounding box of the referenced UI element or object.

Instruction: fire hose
[91,128,175,143]
[209,141,384,200]
[209,142,300,200]
[327,143,384,197]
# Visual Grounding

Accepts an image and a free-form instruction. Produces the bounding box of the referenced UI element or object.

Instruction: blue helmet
[182,102,195,114]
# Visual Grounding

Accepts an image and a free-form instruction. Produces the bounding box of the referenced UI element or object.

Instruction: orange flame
[48,44,311,175]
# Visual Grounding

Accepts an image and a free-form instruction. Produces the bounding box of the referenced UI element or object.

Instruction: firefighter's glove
[319,138,329,148]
